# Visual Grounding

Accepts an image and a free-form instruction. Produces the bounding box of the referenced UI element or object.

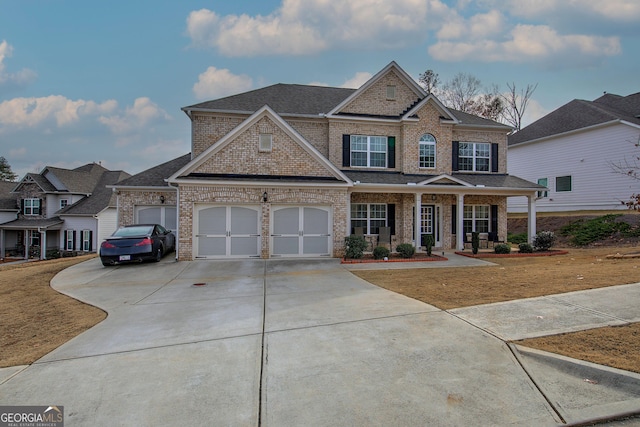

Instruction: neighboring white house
[508,92,640,214]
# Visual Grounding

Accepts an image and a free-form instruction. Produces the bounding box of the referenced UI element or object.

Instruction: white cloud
[186,0,448,56]
[9,147,27,158]
[192,66,253,99]
[340,72,373,89]
[496,0,640,22]
[98,97,171,135]
[0,95,117,130]
[429,24,621,66]
[0,40,37,88]
[520,98,549,128]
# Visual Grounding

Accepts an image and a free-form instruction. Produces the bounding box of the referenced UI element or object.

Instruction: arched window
[419,134,436,168]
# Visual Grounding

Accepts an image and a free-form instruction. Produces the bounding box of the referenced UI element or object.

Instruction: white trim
[509,119,630,147]
[168,105,352,185]
[402,94,458,123]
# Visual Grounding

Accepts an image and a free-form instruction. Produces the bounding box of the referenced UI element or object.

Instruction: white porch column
[346,196,351,237]
[528,194,537,244]
[457,194,465,250]
[414,192,422,252]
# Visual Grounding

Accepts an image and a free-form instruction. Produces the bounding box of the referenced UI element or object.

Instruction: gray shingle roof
[0,217,64,230]
[114,154,191,187]
[59,170,131,216]
[509,92,640,146]
[343,171,542,189]
[184,84,357,116]
[0,181,18,211]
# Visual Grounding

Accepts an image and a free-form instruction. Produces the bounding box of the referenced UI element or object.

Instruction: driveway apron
[1,258,639,426]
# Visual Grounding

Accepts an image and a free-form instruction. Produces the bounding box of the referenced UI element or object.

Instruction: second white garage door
[271,206,331,257]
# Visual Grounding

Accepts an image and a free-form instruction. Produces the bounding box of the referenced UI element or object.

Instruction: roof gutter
[509,119,624,147]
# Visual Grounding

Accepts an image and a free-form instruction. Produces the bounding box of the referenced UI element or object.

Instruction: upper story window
[351,135,388,168]
[60,199,69,209]
[419,134,436,168]
[23,198,41,216]
[458,142,490,172]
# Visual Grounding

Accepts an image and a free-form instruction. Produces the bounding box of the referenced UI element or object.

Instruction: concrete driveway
[1,257,639,426]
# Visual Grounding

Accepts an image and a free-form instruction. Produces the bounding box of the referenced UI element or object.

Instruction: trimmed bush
[396,243,415,258]
[373,246,390,260]
[344,235,367,259]
[560,214,634,246]
[532,230,556,251]
[421,234,435,256]
[494,243,511,254]
[471,231,480,255]
[518,243,534,253]
[507,232,528,245]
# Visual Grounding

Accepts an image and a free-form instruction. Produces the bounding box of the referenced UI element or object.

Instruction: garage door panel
[231,236,259,256]
[303,207,328,234]
[199,207,226,235]
[138,207,162,224]
[303,236,328,254]
[273,207,299,234]
[230,207,259,235]
[198,236,226,256]
[273,236,299,255]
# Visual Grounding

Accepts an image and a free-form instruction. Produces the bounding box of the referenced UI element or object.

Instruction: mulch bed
[341,253,447,264]
[455,250,568,258]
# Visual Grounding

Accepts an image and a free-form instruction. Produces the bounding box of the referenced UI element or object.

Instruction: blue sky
[1,0,638,179]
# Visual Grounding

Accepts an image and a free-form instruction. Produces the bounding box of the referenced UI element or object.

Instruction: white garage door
[195,205,260,258]
[136,206,177,232]
[271,206,331,257]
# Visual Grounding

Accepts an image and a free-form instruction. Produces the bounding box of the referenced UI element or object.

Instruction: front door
[421,205,441,247]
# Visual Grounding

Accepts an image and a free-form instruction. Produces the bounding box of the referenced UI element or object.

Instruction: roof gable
[329,61,426,118]
[171,106,350,184]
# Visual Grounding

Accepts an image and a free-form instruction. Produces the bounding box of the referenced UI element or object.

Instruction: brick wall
[341,70,419,117]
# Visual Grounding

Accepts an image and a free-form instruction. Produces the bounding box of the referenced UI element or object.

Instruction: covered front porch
[345,173,541,253]
[0,218,64,260]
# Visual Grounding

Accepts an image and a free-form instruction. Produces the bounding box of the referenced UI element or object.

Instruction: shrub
[373,246,390,260]
[561,214,632,246]
[344,235,367,259]
[421,234,435,256]
[471,232,480,255]
[396,243,415,258]
[507,232,528,245]
[46,249,61,259]
[494,243,511,254]
[532,231,556,251]
[518,243,534,253]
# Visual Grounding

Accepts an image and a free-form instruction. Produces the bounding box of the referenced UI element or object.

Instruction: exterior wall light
[263,192,268,203]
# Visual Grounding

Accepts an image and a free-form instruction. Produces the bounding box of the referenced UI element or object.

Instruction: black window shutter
[72,230,76,251]
[21,199,24,214]
[491,143,499,172]
[388,137,396,168]
[387,204,396,235]
[491,205,498,232]
[38,199,42,215]
[342,135,350,167]
[451,205,457,235]
[452,141,459,171]
[88,231,93,251]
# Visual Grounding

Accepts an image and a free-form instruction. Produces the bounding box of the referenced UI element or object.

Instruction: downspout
[169,182,179,261]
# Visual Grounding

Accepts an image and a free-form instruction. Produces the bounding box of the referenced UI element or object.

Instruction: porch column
[41,231,47,260]
[414,192,422,252]
[346,196,351,237]
[528,194,537,244]
[24,230,29,260]
[457,194,465,251]
[0,228,5,259]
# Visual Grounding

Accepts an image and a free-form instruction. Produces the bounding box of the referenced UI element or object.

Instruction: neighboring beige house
[113,61,542,260]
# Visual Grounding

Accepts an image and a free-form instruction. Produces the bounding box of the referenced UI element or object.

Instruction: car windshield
[112,226,154,237]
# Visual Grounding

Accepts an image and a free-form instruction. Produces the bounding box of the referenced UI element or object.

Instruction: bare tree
[418,69,440,94]
[439,72,481,113]
[609,134,640,210]
[501,82,538,132]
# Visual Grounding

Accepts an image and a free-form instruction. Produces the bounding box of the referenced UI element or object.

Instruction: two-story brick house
[113,61,542,260]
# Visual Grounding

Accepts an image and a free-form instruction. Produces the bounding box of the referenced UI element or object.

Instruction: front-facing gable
[329,61,425,118]
[170,105,351,186]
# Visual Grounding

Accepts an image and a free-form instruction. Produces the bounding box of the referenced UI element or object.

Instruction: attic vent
[386,85,396,100]
[259,134,273,152]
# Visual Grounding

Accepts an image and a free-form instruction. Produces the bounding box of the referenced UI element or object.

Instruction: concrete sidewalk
[1,257,639,426]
